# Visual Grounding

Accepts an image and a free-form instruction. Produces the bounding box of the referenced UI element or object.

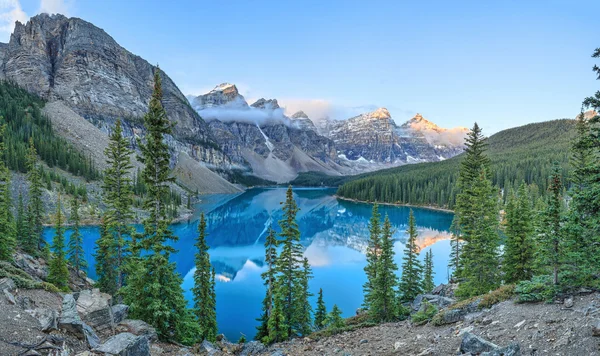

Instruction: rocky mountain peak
[251,98,280,110]
[291,111,309,119]
[371,107,391,120]
[192,83,248,110]
[402,113,442,132]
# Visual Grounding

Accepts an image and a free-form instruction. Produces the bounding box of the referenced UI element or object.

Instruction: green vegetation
[422,250,435,293]
[47,195,69,291]
[193,213,217,342]
[337,119,575,208]
[399,210,423,302]
[503,183,535,283]
[411,300,437,325]
[67,197,86,273]
[314,288,327,330]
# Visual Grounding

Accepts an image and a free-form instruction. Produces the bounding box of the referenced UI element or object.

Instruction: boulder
[431,283,457,297]
[117,319,158,342]
[95,332,149,356]
[76,289,113,330]
[592,320,600,337]
[111,304,129,324]
[482,343,521,356]
[58,294,101,348]
[0,277,15,291]
[564,297,574,308]
[412,294,455,311]
[198,340,220,355]
[25,308,59,331]
[460,332,498,354]
[239,341,266,356]
[3,289,16,304]
[13,252,47,280]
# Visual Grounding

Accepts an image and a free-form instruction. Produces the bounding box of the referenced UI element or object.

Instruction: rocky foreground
[1,253,600,355]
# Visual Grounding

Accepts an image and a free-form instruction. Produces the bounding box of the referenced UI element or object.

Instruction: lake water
[43,187,454,341]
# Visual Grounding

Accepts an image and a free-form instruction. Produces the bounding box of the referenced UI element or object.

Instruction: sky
[1,0,599,134]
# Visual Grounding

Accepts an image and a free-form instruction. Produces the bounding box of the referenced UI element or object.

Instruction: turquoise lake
[43,187,454,341]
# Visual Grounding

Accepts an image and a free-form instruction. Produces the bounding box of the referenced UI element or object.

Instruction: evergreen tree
[272,186,306,337]
[15,192,27,250]
[67,197,87,274]
[256,226,279,341]
[536,164,564,285]
[294,257,313,336]
[370,215,398,322]
[362,204,381,309]
[26,138,44,254]
[193,213,217,342]
[324,304,344,330]
[456,169,501,297]
[422,250,435,293]
[95,218,118,295]
[399,210,423,302]
[314,288,327,330]
[0,123,14,261]
[120,68,191,343]
[102,118,135,292]
[267,290,288,343]
[48,196,69,291]
[448,217,462,281]
[503,183,535,283]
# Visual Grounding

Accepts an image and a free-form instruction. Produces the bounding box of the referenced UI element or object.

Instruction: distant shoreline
[334,195,455,214]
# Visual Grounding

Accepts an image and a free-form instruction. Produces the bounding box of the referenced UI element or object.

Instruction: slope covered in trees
[336,119,575,208]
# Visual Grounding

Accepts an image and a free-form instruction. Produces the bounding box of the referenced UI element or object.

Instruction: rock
[564,297,574,308]
[592,320,600,337]
[359,339,368,344]
[416,348,434,356]
[458,326,474,336]
[76,289,113,330]
[239,341,266,356]
[514,319,526,328]
[3,289,16,304]
[215,333,227,342]
[58,294,100,348]
[460,332,499,354]
[436,309,465,325]
[269,350,284,356]
[0,277,15,291]
[198,340,219,355]
[117,319,158,342]
[481,343,521,356]
[94,332,149,356]
[111,304,129,324]
[13,252,48,280]
[25,308,59,331]
[394,341,406,351]
[412,294,455,311]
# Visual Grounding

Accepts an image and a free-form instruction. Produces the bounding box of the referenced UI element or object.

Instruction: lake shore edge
[334,195,455,213]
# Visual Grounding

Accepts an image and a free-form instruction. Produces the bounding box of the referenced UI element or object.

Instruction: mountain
[0,13,239,194]
[318,108,467,167]
[336,119,577,208]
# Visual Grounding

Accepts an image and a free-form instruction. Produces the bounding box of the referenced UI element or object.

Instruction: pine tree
[456,168,501,297]
[503,183,534,283]
[15,192,27,251]
[536,164,564,285]
[48,195,69,291]
[370,215,398,322]
[67,197,87,274]
[256,226,279,341]
[102,118,135,292]
[314,288,327,330]
[448,217,462,280]
[422,250,435,293]
[0,123,14,261]
[95,218,118,295]
[294,257,313,336]
[120,68,191,342]
[267,290,288,343]
[26,138,44,254]
[362,204,381,309]
[193,213,217,342]
[273,186,306,337]
[399,210,423,302]
[325,304,344,330]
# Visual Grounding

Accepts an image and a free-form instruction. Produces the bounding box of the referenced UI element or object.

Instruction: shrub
[238,335,246,344]
[411,300,438,325]
[479,284,515,309]
[515,276,557,303]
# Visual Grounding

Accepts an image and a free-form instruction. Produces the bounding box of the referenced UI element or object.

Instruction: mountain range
[0,13,468,190]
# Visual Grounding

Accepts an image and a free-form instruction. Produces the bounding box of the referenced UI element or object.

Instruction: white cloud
[39,0,72,15]
[0,0,27,42]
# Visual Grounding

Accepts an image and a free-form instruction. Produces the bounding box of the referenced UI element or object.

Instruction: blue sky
[3,0,600,133]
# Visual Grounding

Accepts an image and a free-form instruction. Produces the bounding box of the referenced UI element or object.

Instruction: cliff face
[0,13,230,170]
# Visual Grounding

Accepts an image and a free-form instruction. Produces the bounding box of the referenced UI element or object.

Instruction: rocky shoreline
[334,195,455,214]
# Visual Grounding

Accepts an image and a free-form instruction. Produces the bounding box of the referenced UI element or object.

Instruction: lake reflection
[44,187,454,341]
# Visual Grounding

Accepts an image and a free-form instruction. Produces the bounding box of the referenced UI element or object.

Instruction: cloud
[0,0,27,42]
[196,100,294,127]
[39,0,72,15]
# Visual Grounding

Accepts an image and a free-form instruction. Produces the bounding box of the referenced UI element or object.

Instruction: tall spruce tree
[448,217,462,281]
[26,138,44,254]
[370,214,398,322]
[16,192,27,251]
[536,164,564,285]
[399,210,422,302]
[363,204,381,309]
[193,213,218,342]
[294,257,313,336]
[256,226,279,341]
[67,197,87,274]
[503,183,535,283]
[0,124,14,261]
[455,168,500,297]
[48,196,69,291]
[272,186,306,337]
[422,250,435,293]
[314,288,327,330]
[102,118,135,292]
[325,304,344,330]
[95,218,118,295]
[120,68,191,342]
